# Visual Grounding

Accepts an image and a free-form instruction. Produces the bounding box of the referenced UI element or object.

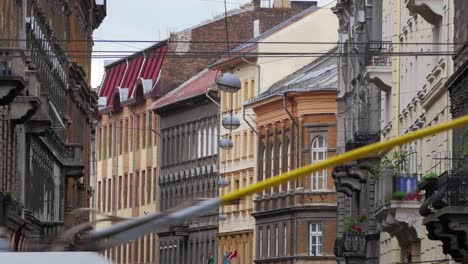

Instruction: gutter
[282,93,299,184]
[243,107,258,136]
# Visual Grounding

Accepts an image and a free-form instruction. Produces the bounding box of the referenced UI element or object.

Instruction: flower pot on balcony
[418,177,438,191]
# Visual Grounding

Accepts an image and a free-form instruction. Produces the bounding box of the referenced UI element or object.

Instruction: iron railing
[365,41,392,67]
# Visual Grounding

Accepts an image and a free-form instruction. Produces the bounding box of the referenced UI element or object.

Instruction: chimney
[273,0,290,8]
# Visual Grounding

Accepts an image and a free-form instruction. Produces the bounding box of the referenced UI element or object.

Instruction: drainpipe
[205,90,220,108]
[282,93,299,180]
[283,92,299,262]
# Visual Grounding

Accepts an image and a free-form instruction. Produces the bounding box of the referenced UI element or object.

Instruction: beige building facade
[371,1,455,263]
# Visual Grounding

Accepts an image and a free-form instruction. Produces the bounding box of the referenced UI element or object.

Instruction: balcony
[420,164,468,260]
[0,49,27,105]
[404,0,443,25]
[375,167,422,247]
[334,233,367,263]
[345,132,380,152]
[362,41,392,93]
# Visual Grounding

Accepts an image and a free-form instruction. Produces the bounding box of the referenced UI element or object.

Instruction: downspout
[205,90,220,108]
[282,92,299,262]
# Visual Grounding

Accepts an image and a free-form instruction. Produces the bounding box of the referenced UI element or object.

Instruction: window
[97,181,101,211]
[260,0,273,8]
[124,174,128,208]
[141,170,146,205]
[311,136,328,191]
[118,176,122,210]
[129,173,134,207]
[197,127,202,158]
[142,113,146,148]
[125,118,129,153]
[203,126,207,157]
[269,143,274,193]
[261,143,266,194]
[267,226,271,257]
[259,228,263,258]
[278,143,282,192]
[148,111,152,146]
[207,125,212,156]
[283,224,287,256]
[153,168,157,202]
[286,139,291,191]
[102,179,107,212]
[136,115,140,150]
[98,127,102,160]
[135,171,140,206]
[119,120,123,155]
[107,179,111,212]
[275,226,279,257]
[309,223,323,256]
[147,168,152,203]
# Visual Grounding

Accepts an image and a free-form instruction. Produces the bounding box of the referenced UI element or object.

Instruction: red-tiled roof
[98,42,168,107]
[151,69,219,111]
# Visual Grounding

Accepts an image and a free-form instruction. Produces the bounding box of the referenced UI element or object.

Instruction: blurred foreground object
[0,252,111,264]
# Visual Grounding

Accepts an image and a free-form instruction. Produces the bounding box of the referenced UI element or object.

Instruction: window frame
[308,223,323,256]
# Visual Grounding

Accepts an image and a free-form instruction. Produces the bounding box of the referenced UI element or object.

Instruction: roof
[151,69,219,111]
[209,5,320,68]
[245,51,338,106]
[98,41,168,109]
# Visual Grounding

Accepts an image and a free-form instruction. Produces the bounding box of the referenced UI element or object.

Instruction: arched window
[311,136,327,191]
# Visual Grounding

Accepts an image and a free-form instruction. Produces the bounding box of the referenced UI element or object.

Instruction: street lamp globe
[215,73,241,93]
[218,137,233,150]
[222,114,241,130]
[218,177,229,187]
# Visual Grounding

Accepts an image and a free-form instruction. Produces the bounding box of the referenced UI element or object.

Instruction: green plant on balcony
[392,191,407,200]
[344,214,366,236]
[382,150,409,177]
[419,172,439,191]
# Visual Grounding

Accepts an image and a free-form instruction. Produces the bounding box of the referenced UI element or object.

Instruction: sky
[90,0,335,88]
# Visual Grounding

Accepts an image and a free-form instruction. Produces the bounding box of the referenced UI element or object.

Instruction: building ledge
[405,0,443,25]
[363,65,392,93]
[375,200,422,245]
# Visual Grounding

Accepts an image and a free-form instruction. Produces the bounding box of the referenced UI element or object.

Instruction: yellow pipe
[220,115,468,204]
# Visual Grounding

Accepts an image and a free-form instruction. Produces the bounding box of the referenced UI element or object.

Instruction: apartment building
[0,0,105,250]
[246,54,338,264]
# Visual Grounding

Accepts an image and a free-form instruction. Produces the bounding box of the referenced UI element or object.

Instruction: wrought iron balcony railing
[365,41,392,67]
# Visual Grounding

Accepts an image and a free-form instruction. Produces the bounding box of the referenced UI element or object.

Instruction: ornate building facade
[420,0,468,260]
[247,54,338,264]
[332,0,382,263]
[0,0,105,250]
[152,69,220,264]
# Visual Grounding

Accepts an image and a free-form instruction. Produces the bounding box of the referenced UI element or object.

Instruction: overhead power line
[0,38,466,45]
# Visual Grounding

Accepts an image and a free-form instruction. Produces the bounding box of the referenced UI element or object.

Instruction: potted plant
[345,138,356,151]
[383,150,418,194]
[343,214,367,252]
[418,172,439,191]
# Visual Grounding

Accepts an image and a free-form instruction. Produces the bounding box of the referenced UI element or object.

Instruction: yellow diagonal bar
[220,115,468,204]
